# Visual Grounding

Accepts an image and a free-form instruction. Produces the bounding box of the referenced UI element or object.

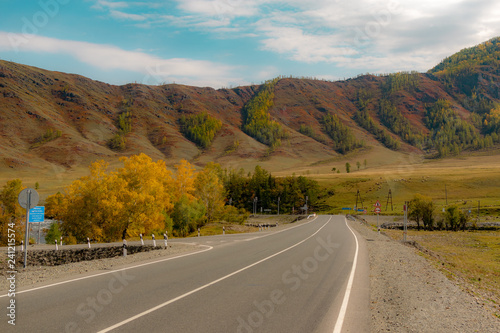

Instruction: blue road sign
[341,207,352,210]
[29,206,45,223]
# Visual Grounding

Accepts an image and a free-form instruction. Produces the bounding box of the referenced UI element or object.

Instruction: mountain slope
[1,38,500,174]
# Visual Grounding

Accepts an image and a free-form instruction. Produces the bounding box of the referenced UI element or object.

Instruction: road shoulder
[348,216,499,333]
[0,242,203,292]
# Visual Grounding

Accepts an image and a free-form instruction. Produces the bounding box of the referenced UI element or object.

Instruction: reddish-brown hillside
[1,38,500,175]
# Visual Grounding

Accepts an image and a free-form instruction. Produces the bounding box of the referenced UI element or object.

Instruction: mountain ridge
[1,37,499,174]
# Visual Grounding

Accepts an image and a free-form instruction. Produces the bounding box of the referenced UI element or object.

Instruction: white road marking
[0,244,213,298]
[97,216,331,333]
[332,217,360,333]
[243,215,319,241]
[1,217,319,298]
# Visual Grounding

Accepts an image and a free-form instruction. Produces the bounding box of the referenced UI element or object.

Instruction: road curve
[2,215,369,333]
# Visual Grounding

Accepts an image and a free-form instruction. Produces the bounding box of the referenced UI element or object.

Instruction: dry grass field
[2,145,500,210]
[303,149,500,217]
[383,228,500,318]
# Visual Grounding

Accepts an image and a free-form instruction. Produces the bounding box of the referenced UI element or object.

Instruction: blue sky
[1,0,499,88]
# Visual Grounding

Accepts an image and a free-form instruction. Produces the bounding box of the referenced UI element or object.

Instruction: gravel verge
[348,217,499,332]
[0,242,200,292]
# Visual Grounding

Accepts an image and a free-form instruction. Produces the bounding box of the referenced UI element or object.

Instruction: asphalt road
[1,215,369,333]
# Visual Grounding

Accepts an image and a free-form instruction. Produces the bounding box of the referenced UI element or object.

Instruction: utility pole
[355,189,363,211]
[386,189,393,211]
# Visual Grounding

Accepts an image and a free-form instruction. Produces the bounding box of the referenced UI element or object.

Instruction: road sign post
[29,206,45,245]
[29,206,45,222]
[18,188,40,268]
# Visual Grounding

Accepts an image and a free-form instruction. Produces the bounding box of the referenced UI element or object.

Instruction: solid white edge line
[97,216,332,333]
[332,217,360,333]
[0,244,213,298]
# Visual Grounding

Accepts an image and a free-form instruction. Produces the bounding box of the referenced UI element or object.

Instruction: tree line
[43,154,233,242]
[354,87,401,150]
[381,71,420,96]
[429,37,500,93]
[321,113,364,154]
[354,82,500,156]
[379,99,423,147]
[241,78,287,148]
[0,155,321,245]
[108,110,132,151]
[221,166,320,215]
[354,108,401,150]
[179,112,223,148]
[409,194,472,231]
[424,99,494,157]
[298,124,327,144]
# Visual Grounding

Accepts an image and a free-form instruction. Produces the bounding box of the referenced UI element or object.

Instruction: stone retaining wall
[14,245,163,267]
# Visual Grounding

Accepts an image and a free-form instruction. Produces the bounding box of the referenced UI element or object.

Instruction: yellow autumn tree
[45,191,64,219]
[112,153,174,238]
[173,159,197,200]
[56,160,113,242]
[195,162,225,222]
[0,179,25,245]
[52,154,175,242]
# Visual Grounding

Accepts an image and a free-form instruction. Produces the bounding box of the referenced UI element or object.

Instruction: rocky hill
[1,37,499,173]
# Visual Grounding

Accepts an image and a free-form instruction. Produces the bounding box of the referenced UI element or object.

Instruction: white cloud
[250,0,500,72]
[110,10,149,21]
[257,24,358,63]
[91,0,130,10]
[193,17,231,28]
[100,0,497,80]
[3,0,499,88]
[0,32,240,88]
[255,66,279,81]
[175,0,261,18]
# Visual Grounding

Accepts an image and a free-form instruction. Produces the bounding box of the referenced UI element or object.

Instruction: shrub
[45,222,62,245]
[171,195,206,237]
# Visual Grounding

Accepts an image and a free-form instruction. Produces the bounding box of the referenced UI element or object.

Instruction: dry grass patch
[384,228,500,317]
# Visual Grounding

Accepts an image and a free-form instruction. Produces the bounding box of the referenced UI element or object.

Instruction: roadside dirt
[348,217,499,332]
